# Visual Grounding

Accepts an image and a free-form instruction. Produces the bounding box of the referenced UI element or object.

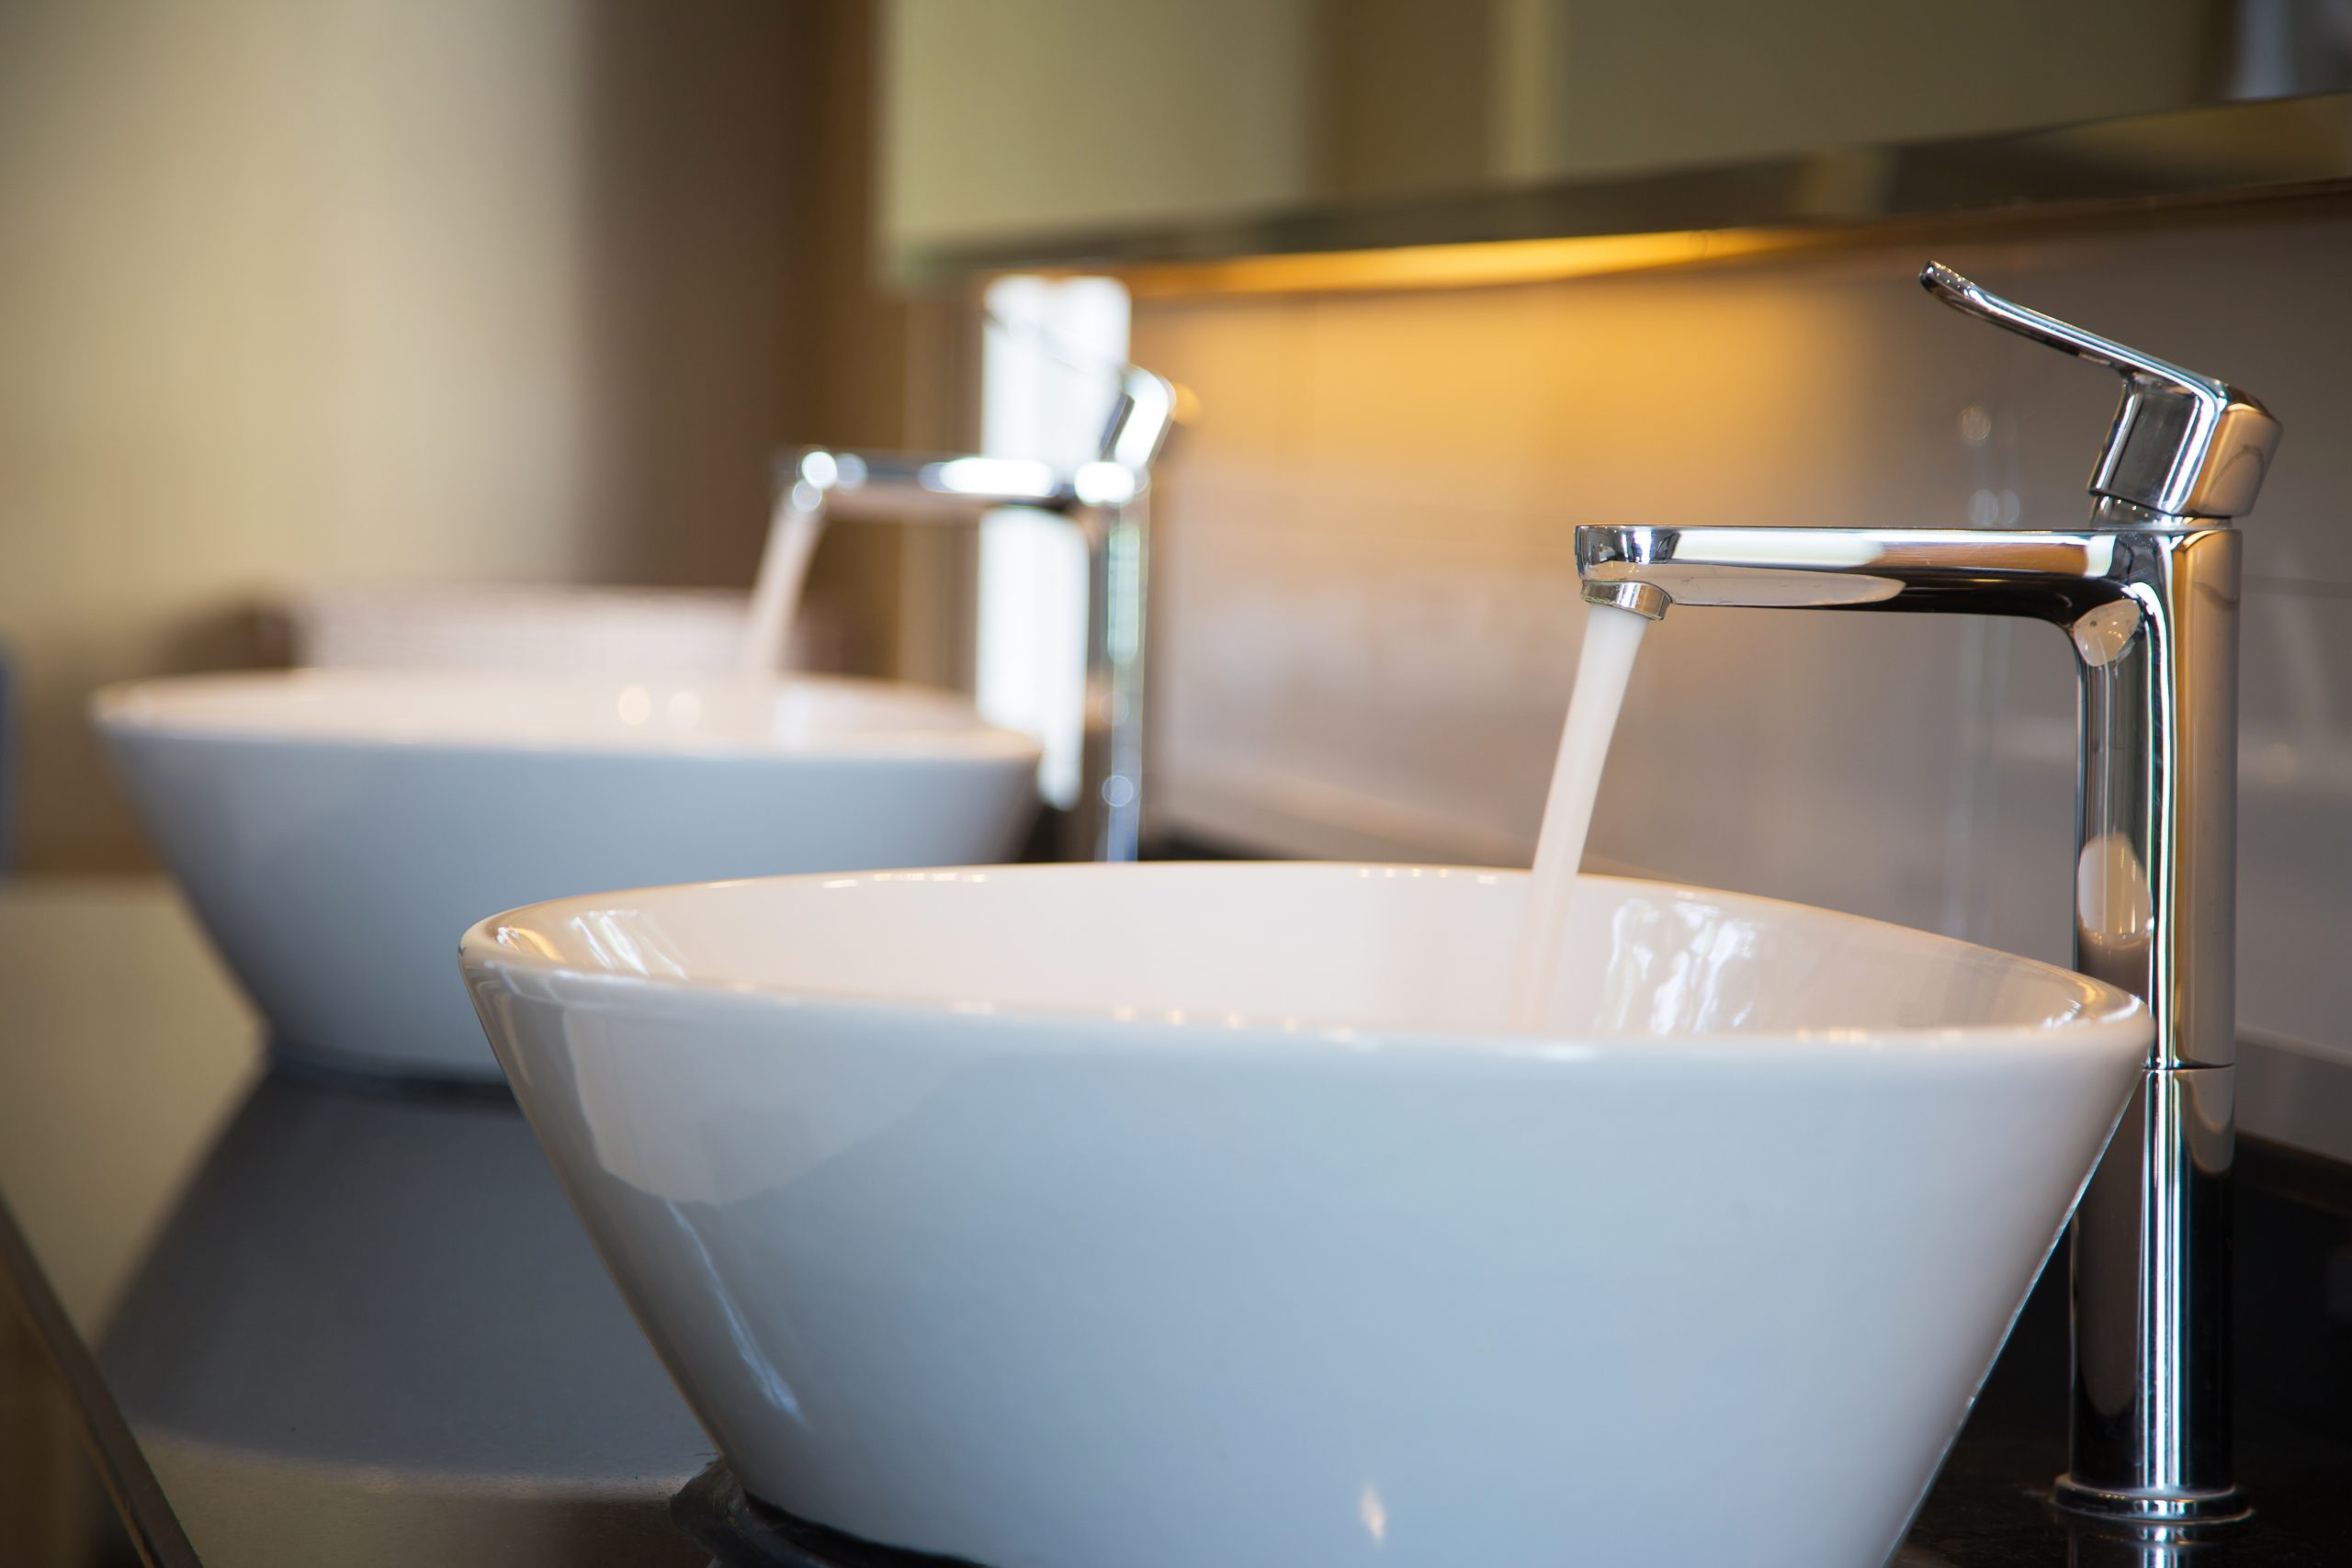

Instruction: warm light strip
[1106,227,1818,299]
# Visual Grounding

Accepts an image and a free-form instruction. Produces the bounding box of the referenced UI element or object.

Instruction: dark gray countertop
[0,879,708,1567]
[4,879,2349,1566]
[4,1065,711,1568]
[1905,1140,2352,1567]
[96,1068,711,1568]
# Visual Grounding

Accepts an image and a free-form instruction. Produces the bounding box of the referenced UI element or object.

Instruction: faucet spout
[1577,524,2159,624]
[1578,580,1670,620]
[766,367,1181,864]
[1573,511,2248,1523]
[1568,264,2274,1527]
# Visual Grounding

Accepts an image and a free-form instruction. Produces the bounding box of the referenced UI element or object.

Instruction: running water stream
[1509,601,1650,1029]
[739,485,829,676]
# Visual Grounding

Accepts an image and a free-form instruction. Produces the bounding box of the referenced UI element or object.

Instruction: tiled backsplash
[1132,209,2352,1114]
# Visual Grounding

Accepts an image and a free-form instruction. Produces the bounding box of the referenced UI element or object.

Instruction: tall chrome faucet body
[771,367,1177,864]
[1577,264,2281,1523]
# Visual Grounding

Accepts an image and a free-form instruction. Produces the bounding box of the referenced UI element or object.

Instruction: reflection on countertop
[100,1070,707,1568]
[0,878,707,1567]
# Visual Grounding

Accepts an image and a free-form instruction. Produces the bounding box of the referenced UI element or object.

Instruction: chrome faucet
[1577,263,2280,1524]
[772,366,1177,863]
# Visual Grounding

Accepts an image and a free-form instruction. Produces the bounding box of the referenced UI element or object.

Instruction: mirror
[883,0,2352,273]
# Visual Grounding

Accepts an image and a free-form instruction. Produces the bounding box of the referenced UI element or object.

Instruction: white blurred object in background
[268,582,850,677]
[978,276,1132,809]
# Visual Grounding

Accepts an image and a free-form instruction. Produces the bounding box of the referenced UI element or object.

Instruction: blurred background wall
[4,0,2345,1073]
[0,0,934,873]
[1131,215,2352,1079]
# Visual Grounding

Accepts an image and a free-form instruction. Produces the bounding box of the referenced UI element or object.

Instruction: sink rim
[91,668,1043,765]
[462,862,2150,1058]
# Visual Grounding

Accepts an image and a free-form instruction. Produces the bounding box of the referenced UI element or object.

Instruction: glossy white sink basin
[96,671,1039,1079]
[274,581,842,675]
[461,863,2148,1568]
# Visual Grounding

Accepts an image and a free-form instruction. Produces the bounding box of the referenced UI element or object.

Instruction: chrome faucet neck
[767,367,1181,863]
[1576,266,2277,1527]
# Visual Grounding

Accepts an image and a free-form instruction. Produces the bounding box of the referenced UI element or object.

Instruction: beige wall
[1132,206,2352,1075]
[0,0,825,871]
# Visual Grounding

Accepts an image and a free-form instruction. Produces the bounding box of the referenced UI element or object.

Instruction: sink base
[672,1462,979,1568]
[2051,1473,2254,1526]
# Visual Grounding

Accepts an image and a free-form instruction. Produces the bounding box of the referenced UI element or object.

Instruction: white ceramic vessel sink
[275,581,837,675]
[462,863,2149,1568]
[96,671,1039,1079]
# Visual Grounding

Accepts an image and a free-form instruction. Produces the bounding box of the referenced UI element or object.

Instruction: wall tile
[1135,209,2352,1080]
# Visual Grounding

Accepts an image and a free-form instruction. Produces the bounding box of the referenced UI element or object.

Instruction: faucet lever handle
[1096,367,1180,473]
[1920,261,2279,520]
